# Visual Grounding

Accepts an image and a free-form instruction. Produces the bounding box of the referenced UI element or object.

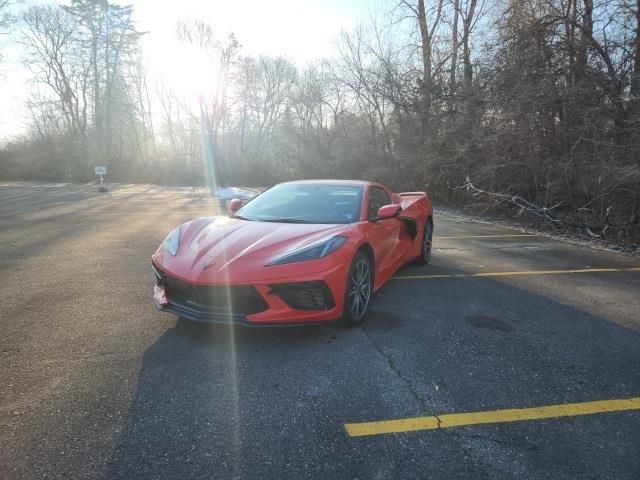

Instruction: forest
[0,0,639,241]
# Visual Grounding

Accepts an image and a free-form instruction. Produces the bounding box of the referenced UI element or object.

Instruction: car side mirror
[376,204,402,220]
[229,198,243,213]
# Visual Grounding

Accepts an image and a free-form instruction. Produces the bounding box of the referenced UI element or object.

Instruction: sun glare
[164,44,220,104]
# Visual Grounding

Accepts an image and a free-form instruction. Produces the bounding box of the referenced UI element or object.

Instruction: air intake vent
[269,281,335,311]
[164,276,268,315]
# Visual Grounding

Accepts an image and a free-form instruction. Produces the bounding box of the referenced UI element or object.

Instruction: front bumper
[152,263,346,327]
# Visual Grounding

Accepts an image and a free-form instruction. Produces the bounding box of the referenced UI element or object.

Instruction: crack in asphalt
[435,413,443,429]
[358,326,530,449]
[358,327,518,445]
[360,326,433,416]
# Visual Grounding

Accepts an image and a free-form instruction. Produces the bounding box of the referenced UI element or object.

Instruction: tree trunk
[92,31,101,163]
[576,0,592,80]
[462,0,477,87]
[417,0,432,133]
[629,0,640,120]
[448,0,460,118]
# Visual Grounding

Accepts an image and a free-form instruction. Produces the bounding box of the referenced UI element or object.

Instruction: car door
[366,186,403,281]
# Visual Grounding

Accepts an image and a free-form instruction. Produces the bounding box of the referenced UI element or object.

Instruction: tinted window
[236,184,363,224]
[368,187,391,219]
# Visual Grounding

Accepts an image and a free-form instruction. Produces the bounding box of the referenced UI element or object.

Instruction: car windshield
[235,184,363,224]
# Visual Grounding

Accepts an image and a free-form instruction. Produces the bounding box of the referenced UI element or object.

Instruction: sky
[0,0,378,141]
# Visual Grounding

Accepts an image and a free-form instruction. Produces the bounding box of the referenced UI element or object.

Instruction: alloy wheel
[347,258,371,321]
[422,221,433,263]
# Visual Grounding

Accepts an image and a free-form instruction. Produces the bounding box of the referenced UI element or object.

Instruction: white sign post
[95,166,107,192]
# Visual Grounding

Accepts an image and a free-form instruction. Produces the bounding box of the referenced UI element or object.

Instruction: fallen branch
[458,177,613,239]
[459,177,562,224]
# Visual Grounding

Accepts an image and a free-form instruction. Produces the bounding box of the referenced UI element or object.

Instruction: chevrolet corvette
[152,180,433,326]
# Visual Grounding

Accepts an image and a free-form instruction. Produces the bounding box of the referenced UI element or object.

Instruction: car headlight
[267,235,348,266]
[162,227,181,256]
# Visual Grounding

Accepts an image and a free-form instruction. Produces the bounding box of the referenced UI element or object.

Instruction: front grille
[269,281,335,311]
[163,275,268,315]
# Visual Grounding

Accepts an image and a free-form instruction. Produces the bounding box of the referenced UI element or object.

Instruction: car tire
[339,252,373,327]
[414,219,433,265]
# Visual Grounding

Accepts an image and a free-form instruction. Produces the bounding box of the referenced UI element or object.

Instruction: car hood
[186,216,350,267]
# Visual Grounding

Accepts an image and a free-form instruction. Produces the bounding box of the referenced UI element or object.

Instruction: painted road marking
[436,234,537,239]
[345,397,640,437]
[394,267,640,280]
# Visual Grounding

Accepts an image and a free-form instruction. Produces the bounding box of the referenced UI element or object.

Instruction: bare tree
[0,0,16,64]
[177,19,240,182]
[62,0,143,166]
[398,0,445,131]
[22,6,90,137]
[336,25,395,160]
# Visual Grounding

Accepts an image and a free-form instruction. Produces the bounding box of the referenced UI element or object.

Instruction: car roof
[279,179,382,189]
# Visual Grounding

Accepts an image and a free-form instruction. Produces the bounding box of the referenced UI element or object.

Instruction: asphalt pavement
[1,182,639,479]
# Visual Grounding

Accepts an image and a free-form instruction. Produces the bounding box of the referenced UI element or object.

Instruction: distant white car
[214,187,256,209]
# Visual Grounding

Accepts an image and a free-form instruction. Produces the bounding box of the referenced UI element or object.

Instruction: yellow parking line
[394,267,640,280]
[436,234,537,239]
[345,397,640,437]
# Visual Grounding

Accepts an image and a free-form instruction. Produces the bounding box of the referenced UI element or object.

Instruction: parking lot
[1,182,639,479]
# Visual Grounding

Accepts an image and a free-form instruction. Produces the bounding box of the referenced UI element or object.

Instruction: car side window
[368,187,392,220]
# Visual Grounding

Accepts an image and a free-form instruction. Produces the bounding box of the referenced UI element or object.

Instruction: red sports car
[152,180,433,326]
